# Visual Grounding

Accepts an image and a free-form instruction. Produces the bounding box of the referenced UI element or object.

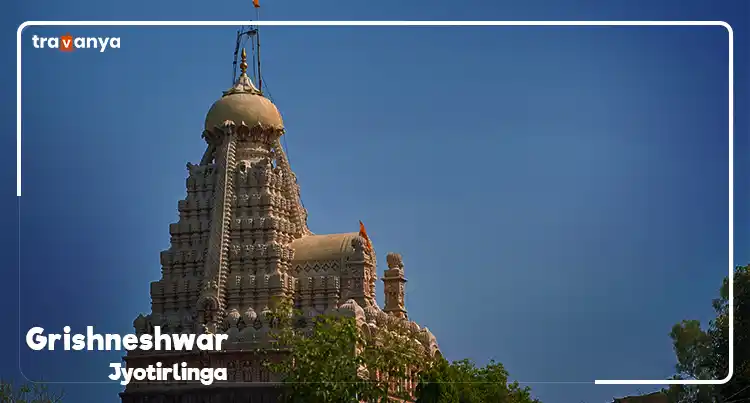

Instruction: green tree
[267,302,427,403]
[415,356,459,403]
[266,301,541,403]
[507,380,540,403]
[663,265,749,403]
[711,266,749,402]
[665,321,715,402]
[0,380,63,403]
[269,313,367,402]
[415,358,540,403]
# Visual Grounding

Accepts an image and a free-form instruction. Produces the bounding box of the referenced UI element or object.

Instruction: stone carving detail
[199,351,211,368]
[258,365,270,382]
[386,252,403,269]
[292,261,338,274]
[241,361,253,381]
[133,314,148,336]
[272,139,311,238]
[197,294,220,332]
[382,252,408,319]
[199,144,216,165]
[200,127,237,320]
[225,308,241,339]
[227,360,240,381]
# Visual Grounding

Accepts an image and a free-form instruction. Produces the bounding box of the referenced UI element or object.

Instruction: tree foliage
[662,265,749,403]
[414,355,460,403]
[267,302,426,403]
[267,301,541,403]
[0,380,63,403]
[415,357,540,403]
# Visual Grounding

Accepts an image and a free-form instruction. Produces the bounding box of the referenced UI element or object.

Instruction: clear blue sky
[1,1,748,402]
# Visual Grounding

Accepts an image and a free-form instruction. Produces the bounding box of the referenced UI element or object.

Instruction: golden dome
[204,90,283,131]
[204,48,284,131]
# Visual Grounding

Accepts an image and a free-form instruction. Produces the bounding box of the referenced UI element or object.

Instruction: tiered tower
[121,50,439,403]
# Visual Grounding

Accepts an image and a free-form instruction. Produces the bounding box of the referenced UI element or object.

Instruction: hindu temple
[119,48,439,403]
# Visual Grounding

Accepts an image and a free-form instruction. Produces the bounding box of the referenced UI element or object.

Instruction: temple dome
[290,233,363,262]
[204,50,284,131]
[204,90,283,131]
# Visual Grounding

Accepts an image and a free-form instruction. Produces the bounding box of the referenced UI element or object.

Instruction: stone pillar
[382,252,407,319]
[342,237,368,307]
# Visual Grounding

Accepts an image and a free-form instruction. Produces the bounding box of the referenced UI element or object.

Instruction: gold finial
[240,48,248,75]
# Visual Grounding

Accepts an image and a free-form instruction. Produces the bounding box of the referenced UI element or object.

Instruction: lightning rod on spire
[231,0,262,92]
[232,27,258,85]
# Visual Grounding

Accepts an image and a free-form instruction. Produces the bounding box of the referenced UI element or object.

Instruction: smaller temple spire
[383,252,408,319]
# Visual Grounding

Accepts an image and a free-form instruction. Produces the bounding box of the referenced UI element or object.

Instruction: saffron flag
[358,221,373,251]
[253,0,260,7]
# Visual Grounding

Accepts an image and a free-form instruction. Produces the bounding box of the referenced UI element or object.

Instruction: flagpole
[232,28,241,84]
[255,5,262,93]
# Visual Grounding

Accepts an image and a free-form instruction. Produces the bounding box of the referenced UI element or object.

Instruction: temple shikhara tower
[120,49,439,403]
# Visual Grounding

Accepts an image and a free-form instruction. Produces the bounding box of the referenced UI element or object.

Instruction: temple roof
[204,49,284,131]
[204,92,283,131]
[290,232,363,262]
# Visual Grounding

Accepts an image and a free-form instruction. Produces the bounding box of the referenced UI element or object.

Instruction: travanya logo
[31,34,121,53]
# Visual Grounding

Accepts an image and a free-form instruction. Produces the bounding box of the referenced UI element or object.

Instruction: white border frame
[16,20,734,386]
